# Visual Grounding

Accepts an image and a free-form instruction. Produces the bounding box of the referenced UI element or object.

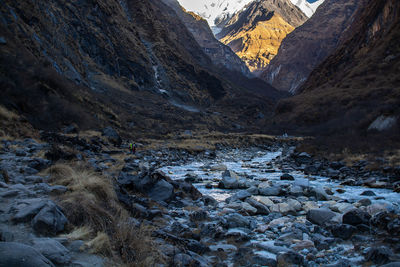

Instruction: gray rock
[68,240,85,252]
[12,199,49,223]
[259,185,282,196]
[185,239,209,254]
[247,186,259,195]
[0,242,55,267]
[295,152,312,164]
[202,195,217,206]
[27,158,51,171]
[0,226,14,242]
[307,209,336,225]
[255,256,277,267]
[343,209,371,226]
[278,199,302,215]
[365,246,393,265]
[32,202,68,235]
[281,173,294,180]
[245,197,270,215]
[307,186,330,200]
[330,224,357,240]
[21,166,39,175]
[356,198,372,207]
[148,179,174,202]
[101,127,122,146]
[289,185,304,196]
[218,170,239,189]
[15,149,27,156]
[0,37,6,45]
[225,228,250,242]
[276,251,304,266]
[381,263,400,267]
[210,164,227,171]
[49,185,68,195]
[255,241,291,254]
[225,213,250,228]
[174,253,194,266]
[32,238,71,265]
[231,190,251,201]
[189,210,208,222]
[361,190,376,196]
[24,175,44,184]
[0,189,19,198]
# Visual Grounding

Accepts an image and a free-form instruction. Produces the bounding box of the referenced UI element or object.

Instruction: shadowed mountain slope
[261,0,364,92]
[270,0,400,150]
[0,0,282,138]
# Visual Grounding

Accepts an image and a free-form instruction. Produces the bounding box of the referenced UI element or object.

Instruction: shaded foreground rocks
[306,209,337,226]
[1,137,400,266]
[0,242,55,267]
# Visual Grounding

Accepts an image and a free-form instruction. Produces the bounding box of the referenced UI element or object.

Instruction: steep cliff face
[217,0,308,73]
[161,0,251,77]
[262,0,364,93]
[272,0,400,139]
[0,0,281,137]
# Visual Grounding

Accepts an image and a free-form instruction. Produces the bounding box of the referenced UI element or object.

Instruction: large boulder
[12,199,49,223]
[32,202,68,235]
[306,186,330,201]
[278,199,302,215]
[307,208,337,226]
[0,242,55,267]
[245,198,270,215]
[148,180,174,202]
[330,224,357,240]
[343,209,371,226]
[218,170,240,189]
[225,213,250,228]
[101,127,122,146]
[365,246,393,265]
[32,238,71,265]
[258,183,282,196]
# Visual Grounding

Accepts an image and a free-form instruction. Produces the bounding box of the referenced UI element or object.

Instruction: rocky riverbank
[0,135,399,266]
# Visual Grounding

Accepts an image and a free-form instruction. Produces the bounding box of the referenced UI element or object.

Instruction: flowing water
[159,148,400,265]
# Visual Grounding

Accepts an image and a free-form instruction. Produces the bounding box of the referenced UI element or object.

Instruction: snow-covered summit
[177,0,254,33]
[177,0,325,34]
[290,0,324,17]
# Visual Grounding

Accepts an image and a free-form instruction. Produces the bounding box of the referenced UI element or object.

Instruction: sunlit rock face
[217,0,308,73]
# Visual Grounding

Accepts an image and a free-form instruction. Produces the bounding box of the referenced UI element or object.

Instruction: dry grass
[114,221,164,266]
[62,226,92,241]
[45,163,162,265]
[86,232,113,256]
[140,132,287,152]
[0,105,19,121]
[386,149,400,167]
[45,164,119,231]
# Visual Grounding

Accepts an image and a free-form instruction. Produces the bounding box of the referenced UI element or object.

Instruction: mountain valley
[0,0,399,266]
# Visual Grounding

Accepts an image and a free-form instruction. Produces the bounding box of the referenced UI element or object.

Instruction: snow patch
[290,0,325,18]
[368,116,397,131]
[177,0,253,28]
